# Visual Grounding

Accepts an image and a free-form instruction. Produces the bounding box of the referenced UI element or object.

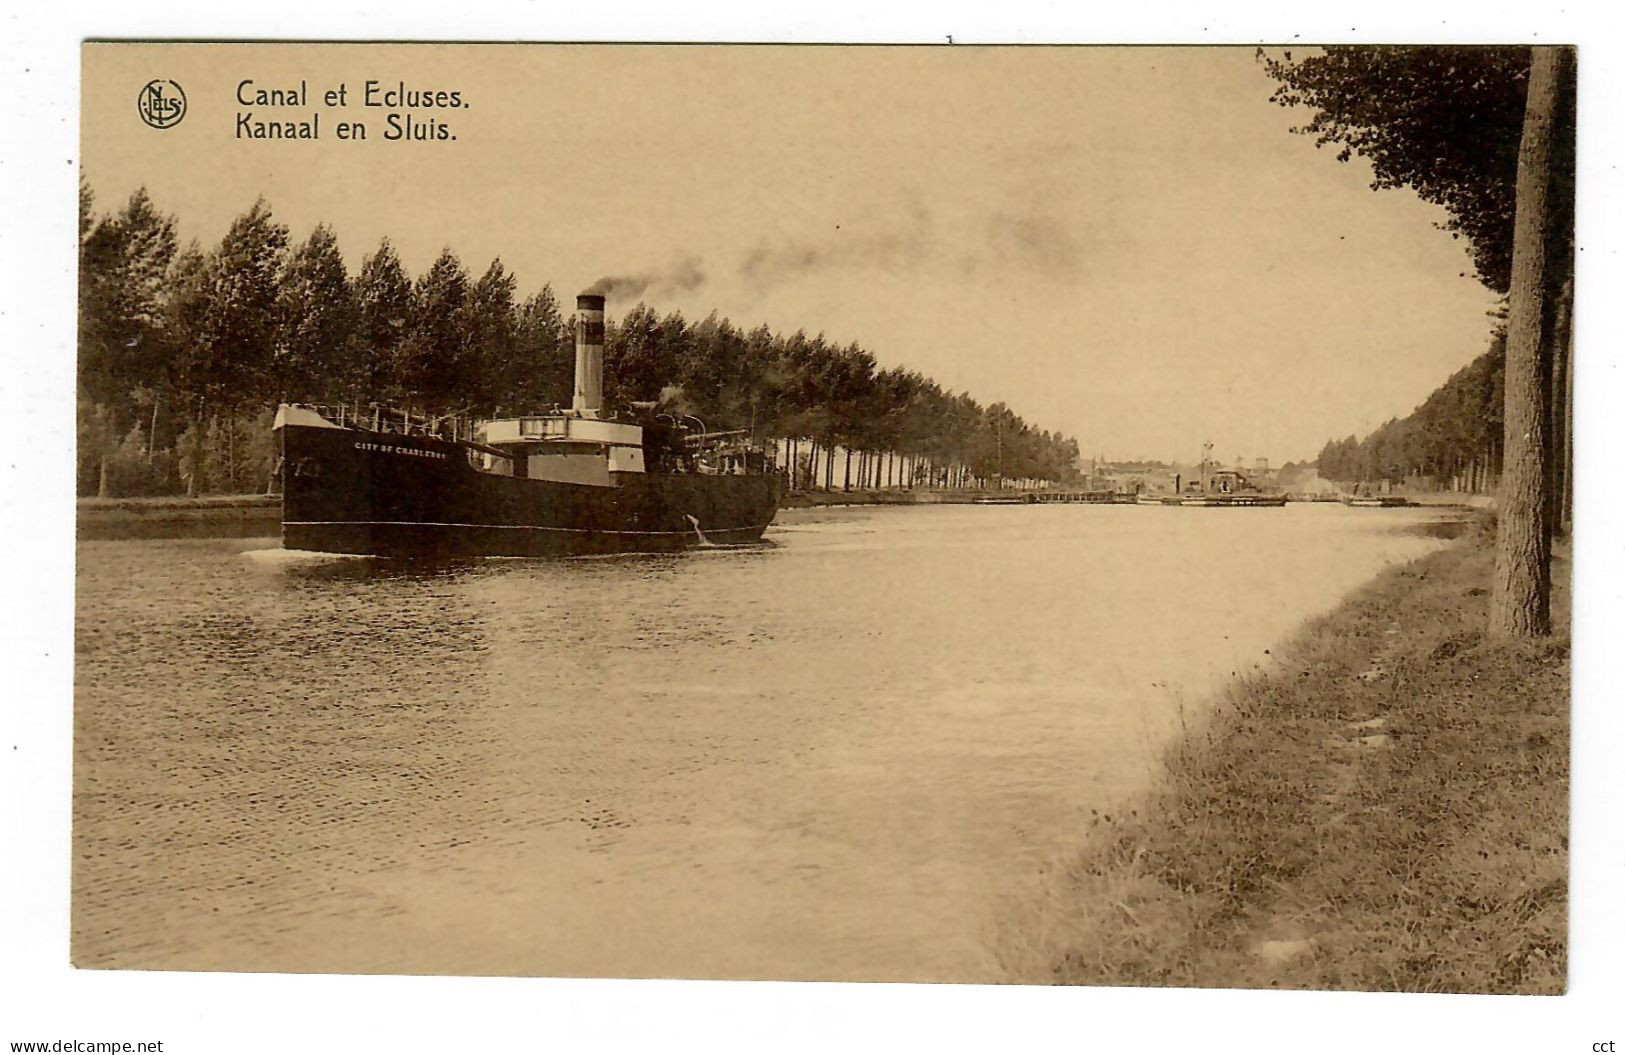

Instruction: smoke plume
[984,211,1084,275]
[584,255,707,300]
[584,203,1089,303]
[737,205,935,289]
[657,383,700,416]
[735,203,1087,292]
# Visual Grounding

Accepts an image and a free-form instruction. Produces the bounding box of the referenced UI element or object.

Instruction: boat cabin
[1183,468,1266,495]
[475,413,646,486]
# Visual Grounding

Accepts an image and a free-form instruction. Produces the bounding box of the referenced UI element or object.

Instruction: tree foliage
[1260,46,1532,292]
[276,225,354,402]
[78,184,178,413]
[76,188,1082,495]
[1315,336,1504,488]
[399,248,472,410]
[352,239,414,401]
[198,198,289,409]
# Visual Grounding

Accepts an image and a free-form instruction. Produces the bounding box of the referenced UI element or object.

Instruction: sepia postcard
[40,32,1605,1050]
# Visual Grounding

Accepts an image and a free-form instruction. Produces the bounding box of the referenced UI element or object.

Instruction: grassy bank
[1000,525,1568,993]
[76,494,282,540]
[77,494,280,511]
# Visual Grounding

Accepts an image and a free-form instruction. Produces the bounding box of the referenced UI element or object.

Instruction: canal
[73,502,1455,981]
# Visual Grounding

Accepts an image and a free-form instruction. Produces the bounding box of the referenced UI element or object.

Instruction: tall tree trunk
[185,404,202,497]
[1491,46,1572,638]
[843,449,852,492]
[1562,279,1575,531]
[1549,272,1574,536]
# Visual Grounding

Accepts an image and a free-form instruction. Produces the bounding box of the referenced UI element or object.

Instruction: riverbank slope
[1000,526,1568,993]
[76,494,282,540]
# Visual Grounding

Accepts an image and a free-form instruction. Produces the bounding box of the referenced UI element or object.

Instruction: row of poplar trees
[76,181,1083,500]
[1263,45,1575,638]
[1314,335,1507,495]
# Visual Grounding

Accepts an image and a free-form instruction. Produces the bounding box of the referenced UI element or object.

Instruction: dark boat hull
[280,422,784,558]
[1179,495,1288,507]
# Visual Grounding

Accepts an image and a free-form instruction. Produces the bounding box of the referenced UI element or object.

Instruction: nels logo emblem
[137,79,186,129]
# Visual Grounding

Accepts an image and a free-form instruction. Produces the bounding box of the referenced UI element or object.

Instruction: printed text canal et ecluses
[234,79,466,142]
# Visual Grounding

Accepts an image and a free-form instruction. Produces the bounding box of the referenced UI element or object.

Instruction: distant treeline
[1315,335,1506,492]
[77,183,1082,497]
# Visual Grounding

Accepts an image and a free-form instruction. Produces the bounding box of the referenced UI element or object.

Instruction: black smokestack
[573,293,606,417]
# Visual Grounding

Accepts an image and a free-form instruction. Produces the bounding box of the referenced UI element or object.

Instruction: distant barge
[1178,493,1288,508]
[1164,444,1288,507]
[973,490,1121,505]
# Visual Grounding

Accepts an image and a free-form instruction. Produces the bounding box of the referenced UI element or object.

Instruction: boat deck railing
[302,402,482,442]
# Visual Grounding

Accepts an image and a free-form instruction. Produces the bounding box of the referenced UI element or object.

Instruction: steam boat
[1174,444,1288,507]
[1178,493,1288,507]
[275,293,785,558]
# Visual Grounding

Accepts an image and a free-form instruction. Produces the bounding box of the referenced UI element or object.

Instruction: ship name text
[354,442,449,460]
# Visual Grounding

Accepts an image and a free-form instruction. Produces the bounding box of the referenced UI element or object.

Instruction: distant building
[1184,467,1269,494]
[1220,456,1275,486]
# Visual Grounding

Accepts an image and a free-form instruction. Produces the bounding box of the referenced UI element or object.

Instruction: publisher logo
[137,79,187,129]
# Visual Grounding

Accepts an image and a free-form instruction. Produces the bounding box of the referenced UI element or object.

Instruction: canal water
[73,503,1454,982]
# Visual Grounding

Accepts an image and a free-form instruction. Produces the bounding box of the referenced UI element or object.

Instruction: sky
[82,43,1502,465]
